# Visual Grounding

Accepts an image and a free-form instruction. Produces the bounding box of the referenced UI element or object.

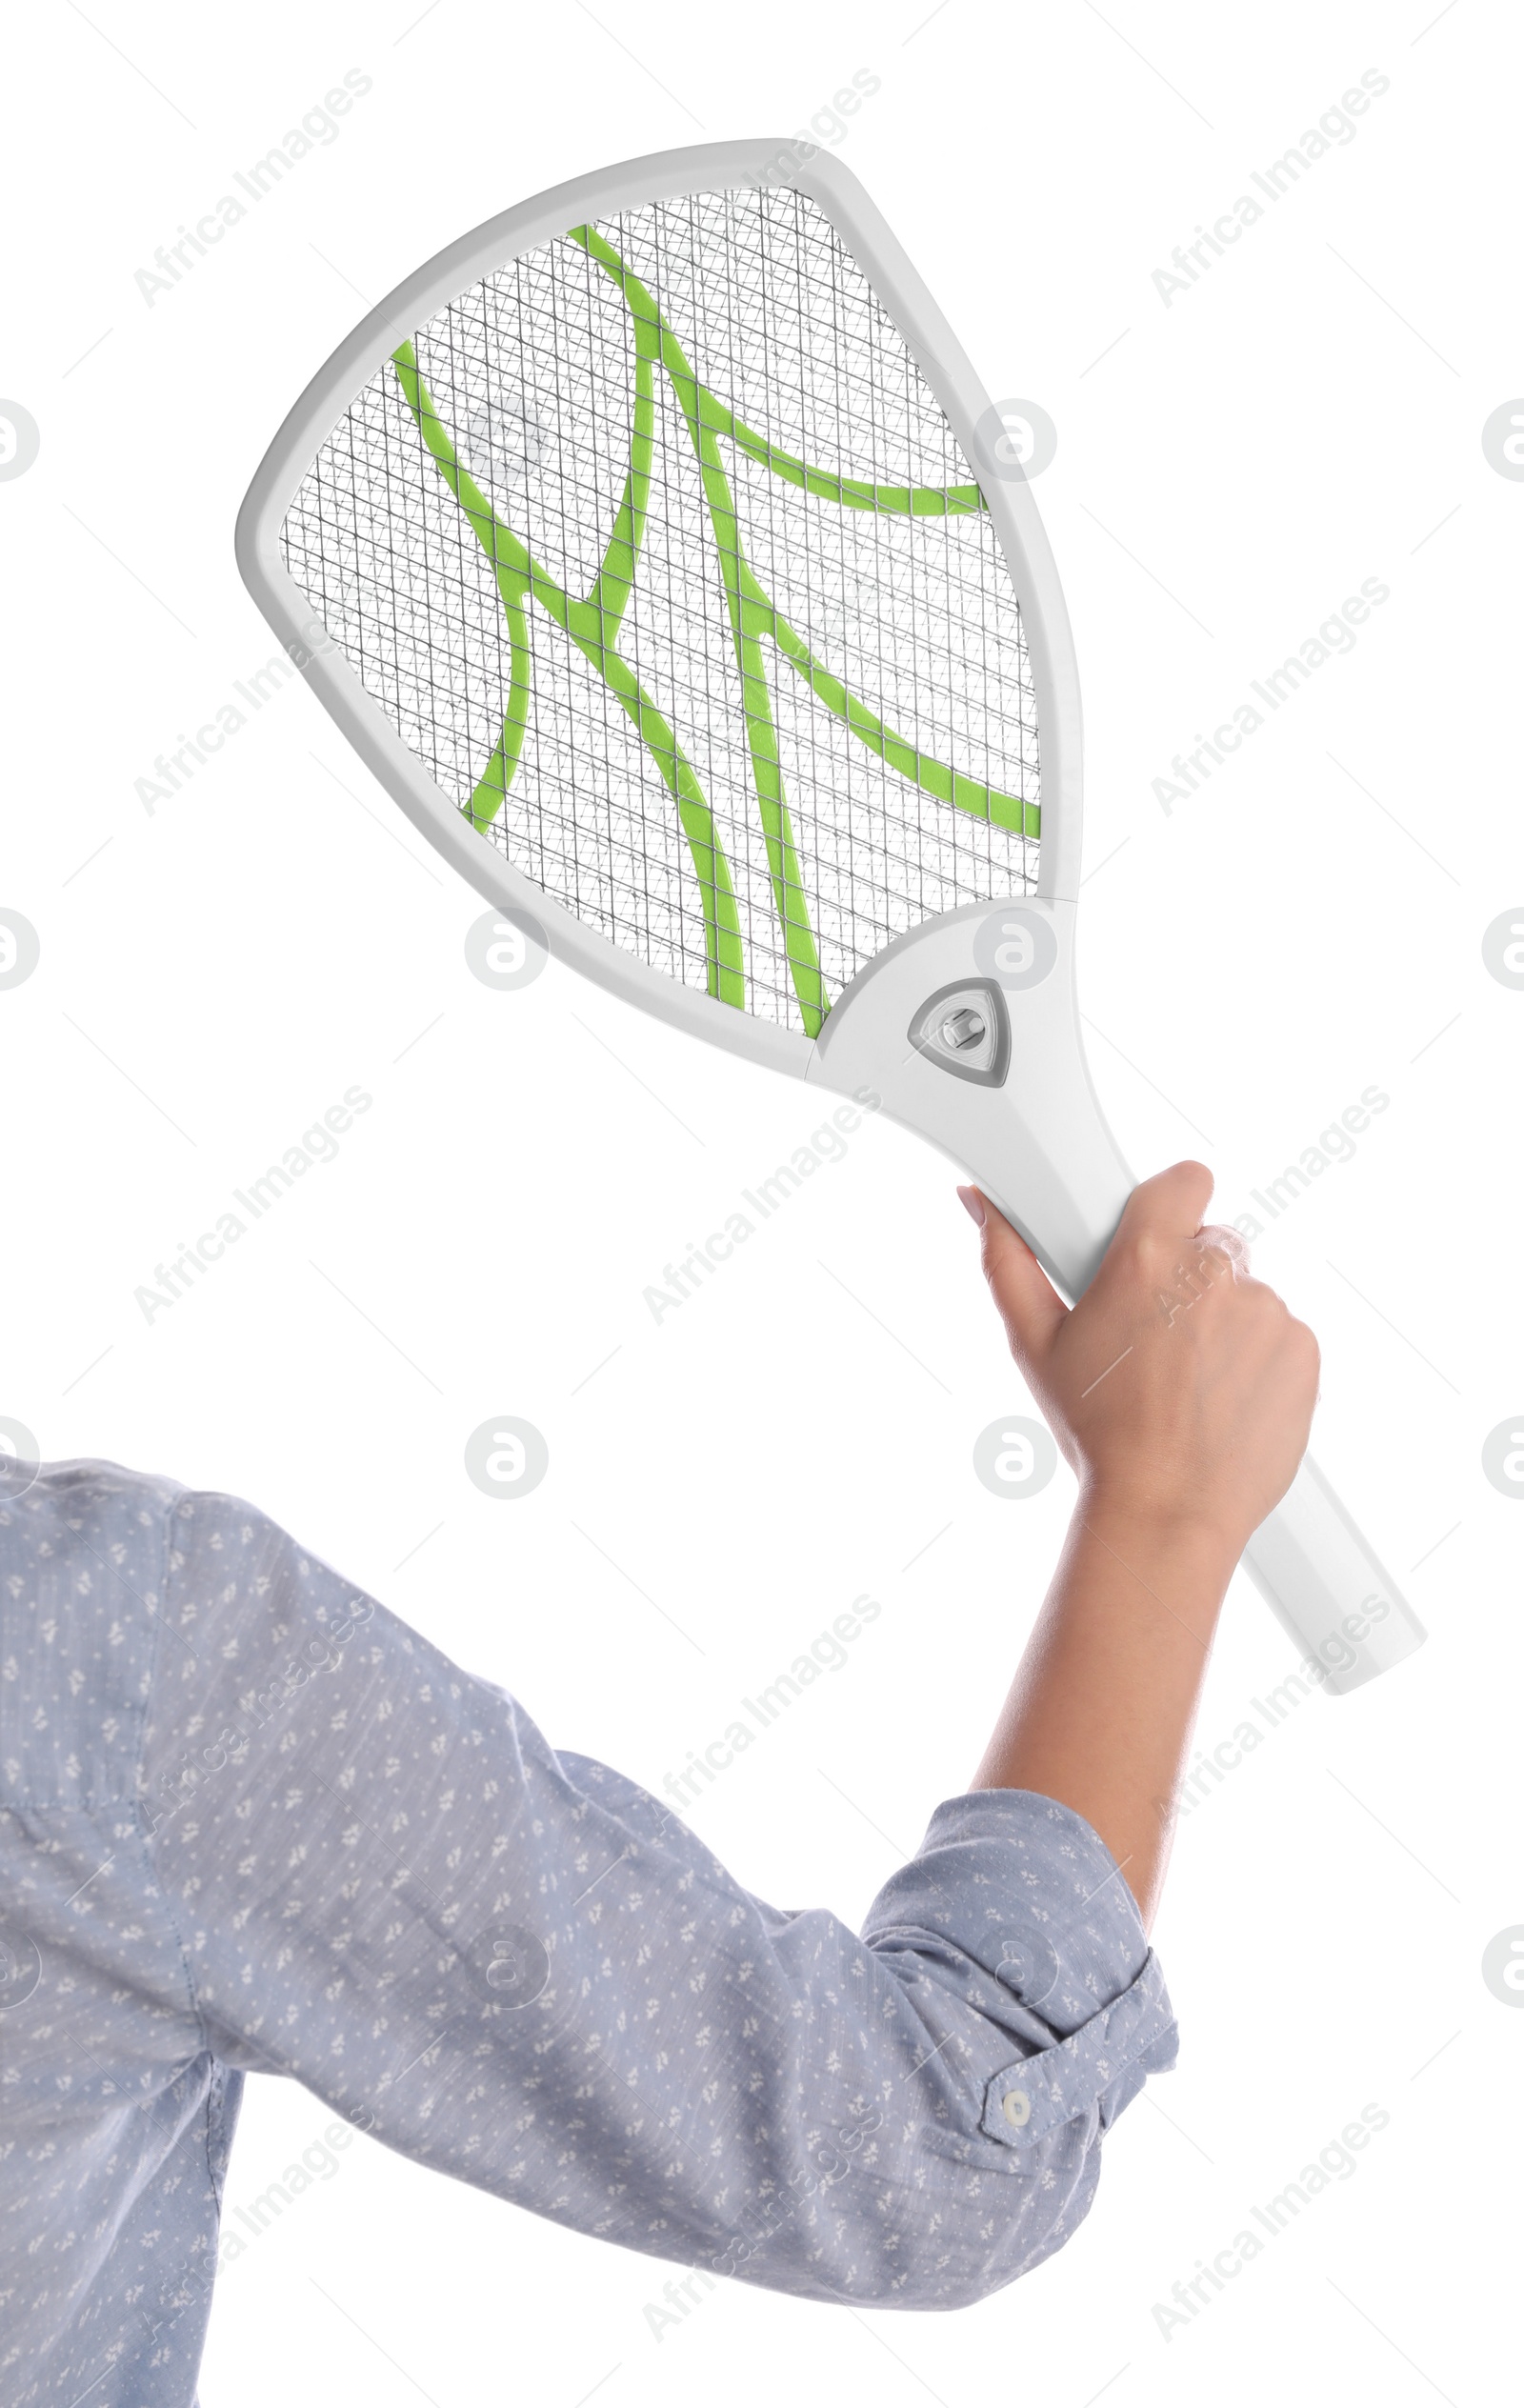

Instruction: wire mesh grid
[281,184,1041,1033]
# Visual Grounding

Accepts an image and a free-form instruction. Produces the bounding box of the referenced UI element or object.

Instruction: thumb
[958,1188,1069,1373]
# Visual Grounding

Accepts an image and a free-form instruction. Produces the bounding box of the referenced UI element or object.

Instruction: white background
[3,1,1519,2400]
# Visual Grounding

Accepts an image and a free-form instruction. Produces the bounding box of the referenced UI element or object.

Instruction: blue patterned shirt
[0,1461,1177,2404]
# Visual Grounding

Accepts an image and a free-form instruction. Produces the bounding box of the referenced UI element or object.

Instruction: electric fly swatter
[235,139,1425,1695]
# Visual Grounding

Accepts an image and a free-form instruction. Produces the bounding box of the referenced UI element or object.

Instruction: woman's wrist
[1069,1481,1244,1650]
[1075,1475,1253,1577]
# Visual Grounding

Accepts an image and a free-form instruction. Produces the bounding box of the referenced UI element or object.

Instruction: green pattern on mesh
[279,186,1042,1035]
[391,225,1034,1034]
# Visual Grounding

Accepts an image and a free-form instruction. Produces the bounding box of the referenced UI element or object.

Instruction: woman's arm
[961,1160,1320,1930]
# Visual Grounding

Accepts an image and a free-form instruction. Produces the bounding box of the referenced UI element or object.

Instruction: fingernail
[956,1184,986,1228]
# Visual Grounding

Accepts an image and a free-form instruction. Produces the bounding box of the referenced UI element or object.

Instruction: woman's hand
[960,1160,1319,1562]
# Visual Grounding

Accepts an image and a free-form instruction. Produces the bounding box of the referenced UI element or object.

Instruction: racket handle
[969,1146,1427,1691]
[955,1120,1428,1690]
[810,897,1427,1692]
[1240,1455,1426,1694]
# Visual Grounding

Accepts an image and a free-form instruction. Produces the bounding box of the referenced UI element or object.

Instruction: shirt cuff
[977,1946,1177,2146]
[860,1786,1178,2137]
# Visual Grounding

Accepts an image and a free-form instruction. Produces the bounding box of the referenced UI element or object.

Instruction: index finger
[1114,1160,1216,1244]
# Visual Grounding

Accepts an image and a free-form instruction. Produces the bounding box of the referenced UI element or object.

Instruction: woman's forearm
[970,1495,1241,1929]
[957,1164,1319,1935]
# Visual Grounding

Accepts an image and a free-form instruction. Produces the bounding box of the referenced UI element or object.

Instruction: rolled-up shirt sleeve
[141,1486,1178,2312]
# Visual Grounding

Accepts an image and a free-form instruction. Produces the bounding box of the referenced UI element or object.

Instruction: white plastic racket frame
[235,137,1425,1696]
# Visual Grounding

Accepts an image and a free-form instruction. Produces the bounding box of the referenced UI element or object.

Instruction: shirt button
[1001,2087,1032,2129]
